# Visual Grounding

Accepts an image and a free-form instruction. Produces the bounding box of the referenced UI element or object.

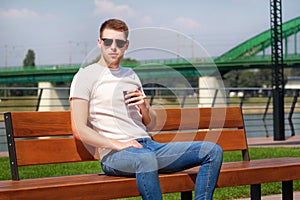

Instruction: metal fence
[1,87,300,152]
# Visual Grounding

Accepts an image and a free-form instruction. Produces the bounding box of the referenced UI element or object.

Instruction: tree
[223,70,242,88]
[239,70,259,87]
[23,49,36,68]
[10,49,38,96]
[256,69,273,88]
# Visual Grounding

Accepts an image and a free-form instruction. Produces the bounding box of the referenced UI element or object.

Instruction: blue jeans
[101,138,223,200]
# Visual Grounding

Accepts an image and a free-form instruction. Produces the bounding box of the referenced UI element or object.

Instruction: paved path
[247,135,300,147]
[0,151,8,157]
[236,191,300,200]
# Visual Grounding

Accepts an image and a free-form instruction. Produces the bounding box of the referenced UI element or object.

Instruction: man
[70,18,222,200]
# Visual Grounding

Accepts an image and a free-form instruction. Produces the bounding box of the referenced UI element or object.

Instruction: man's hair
[100,19,129,39]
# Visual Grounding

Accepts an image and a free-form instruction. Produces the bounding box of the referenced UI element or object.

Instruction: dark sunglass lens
[116,40,126,48]
[102,38,113,46]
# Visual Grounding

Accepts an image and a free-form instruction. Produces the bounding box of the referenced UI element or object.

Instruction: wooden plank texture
[152,129,247,151]
[10,106,247,166]
[153,107,244,131]
[1,158,300,199]
[11,111,72,138]
[15,138,98,166]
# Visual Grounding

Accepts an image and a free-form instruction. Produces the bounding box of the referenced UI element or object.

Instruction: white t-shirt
[69,63,150,159]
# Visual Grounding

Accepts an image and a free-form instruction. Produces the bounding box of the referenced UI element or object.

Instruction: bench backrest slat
[151,129,247,151]
[10,111,72,138]
[15,138,98,166]
[4,106,249,180]
[153,107,244,131]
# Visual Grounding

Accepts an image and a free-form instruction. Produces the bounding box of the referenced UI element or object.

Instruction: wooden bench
[1,106,300,200]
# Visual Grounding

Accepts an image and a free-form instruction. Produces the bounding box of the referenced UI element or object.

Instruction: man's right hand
[111,139,144,151]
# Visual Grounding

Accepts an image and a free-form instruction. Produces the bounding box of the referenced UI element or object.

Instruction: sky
[0,0,299,67]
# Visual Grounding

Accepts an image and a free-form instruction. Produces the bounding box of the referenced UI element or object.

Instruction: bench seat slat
[0,173,194,200]
[182,158,300,187]
[219,157,300,187]
[1,158,300,200]
[0,174,139,200]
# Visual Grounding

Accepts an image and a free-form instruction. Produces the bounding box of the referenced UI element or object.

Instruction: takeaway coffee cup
[123,89,140,104]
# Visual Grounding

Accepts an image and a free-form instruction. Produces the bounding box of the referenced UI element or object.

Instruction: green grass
[1,147,299,199]
[0,96,38,112]
[229,96,295,105]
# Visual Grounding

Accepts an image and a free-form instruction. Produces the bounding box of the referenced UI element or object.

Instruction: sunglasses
[101,38,127,48]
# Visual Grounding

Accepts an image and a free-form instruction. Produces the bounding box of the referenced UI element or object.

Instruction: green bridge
[1,16,300,84]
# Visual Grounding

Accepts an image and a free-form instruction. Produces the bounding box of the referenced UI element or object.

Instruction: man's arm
[139,99,157,131]
[70,98,143,150]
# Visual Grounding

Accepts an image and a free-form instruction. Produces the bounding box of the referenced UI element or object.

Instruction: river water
[243,112,300,138]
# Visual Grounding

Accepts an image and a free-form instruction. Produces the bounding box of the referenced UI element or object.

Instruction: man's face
[98,29,129,67]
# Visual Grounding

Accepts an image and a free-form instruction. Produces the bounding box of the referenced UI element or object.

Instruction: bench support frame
[4,112,19,180]
[181,191,192,200]
[282,180,293,200]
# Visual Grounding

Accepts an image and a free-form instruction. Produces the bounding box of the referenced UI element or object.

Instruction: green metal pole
[295,33,298,55]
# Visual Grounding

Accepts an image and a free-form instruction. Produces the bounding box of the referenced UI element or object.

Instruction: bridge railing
[1,87,300,152]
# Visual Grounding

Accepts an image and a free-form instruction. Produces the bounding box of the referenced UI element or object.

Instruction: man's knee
[201,142,223,162]
[213,143,223,160]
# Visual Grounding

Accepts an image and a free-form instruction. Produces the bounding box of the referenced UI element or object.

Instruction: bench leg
[250,184,261,200]
[282,180,293,200]
[181,191,192,200]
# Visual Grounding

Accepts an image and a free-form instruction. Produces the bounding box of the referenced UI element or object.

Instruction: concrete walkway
[236,191,300,200]
[247,135,300,147]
